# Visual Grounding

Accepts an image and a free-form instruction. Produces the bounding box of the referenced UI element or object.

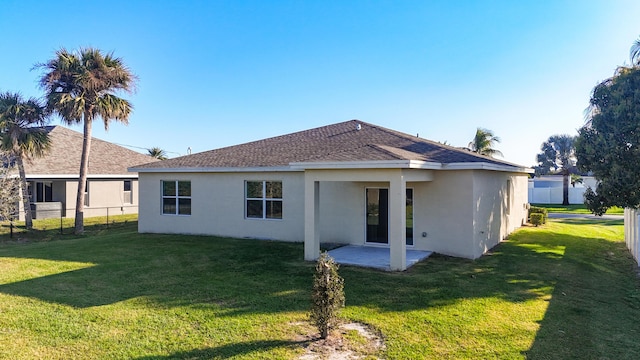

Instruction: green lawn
[0,217,638,359]
[531,203,624,215]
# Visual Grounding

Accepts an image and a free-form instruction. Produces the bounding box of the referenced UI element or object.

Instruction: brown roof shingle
[132,120,525,170]
[24,126,158,176]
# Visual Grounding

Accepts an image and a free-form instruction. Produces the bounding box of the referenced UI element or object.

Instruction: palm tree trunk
[15,153,33,229]
[562,171,570,205]
[75,117,92,234]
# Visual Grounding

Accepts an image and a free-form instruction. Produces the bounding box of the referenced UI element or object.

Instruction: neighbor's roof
[24,126,158,177]
[131,120,530,172]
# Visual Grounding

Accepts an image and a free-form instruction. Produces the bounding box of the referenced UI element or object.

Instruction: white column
[636,211,640,264]
[304,175,320,261]
[389,171,406,271]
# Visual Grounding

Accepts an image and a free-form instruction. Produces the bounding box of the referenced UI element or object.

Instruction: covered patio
[327,245,433,271]
[298,165,435,271]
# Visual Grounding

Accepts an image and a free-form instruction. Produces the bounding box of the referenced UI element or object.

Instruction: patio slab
[327,245,432,271]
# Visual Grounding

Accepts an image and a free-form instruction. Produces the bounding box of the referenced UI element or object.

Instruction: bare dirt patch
[293,321,385,360]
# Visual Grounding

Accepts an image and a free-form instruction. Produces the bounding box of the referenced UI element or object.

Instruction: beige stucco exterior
[138,172,306,240]
[23,178,140,220]
[137,168,529,267]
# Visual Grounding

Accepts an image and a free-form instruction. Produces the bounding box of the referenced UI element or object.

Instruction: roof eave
[442,162,534,173]
[289,160,443,170]
[129,166,299,173]
[25,174,140,179]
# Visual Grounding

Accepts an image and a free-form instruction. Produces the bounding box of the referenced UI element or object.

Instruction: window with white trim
[123,180,132,204]
[162,180,191,215]
[245,181,282,219]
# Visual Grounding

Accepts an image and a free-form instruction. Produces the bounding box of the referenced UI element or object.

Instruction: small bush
[310,252,345,339]
[529,206,548,224]
[530,213,544,226]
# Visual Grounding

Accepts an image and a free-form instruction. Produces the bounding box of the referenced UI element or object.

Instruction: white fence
[528,187,585,204]
[624,208,640,265]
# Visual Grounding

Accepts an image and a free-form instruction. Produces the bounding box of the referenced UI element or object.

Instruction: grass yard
[531,203,624,215]
[0,217,638,359]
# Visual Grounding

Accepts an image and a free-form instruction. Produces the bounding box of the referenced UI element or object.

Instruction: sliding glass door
[365,188,414,245]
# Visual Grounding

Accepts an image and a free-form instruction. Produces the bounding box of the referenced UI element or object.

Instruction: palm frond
[468,128,502,158]
[631,38,640,66]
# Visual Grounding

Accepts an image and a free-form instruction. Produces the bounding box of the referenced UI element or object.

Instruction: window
[84,181,89,207]
[245,181,282,219]
[35,182,53,202]
[406,188,414,246]
[162,180,191,215]
[123,180,132,204]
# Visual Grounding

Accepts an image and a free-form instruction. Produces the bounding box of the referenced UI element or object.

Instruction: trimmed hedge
[530,213,544,226]
[528,206,548,224]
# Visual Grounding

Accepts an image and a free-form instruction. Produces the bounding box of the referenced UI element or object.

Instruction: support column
[389,171,406,271]
[304,176,320,261]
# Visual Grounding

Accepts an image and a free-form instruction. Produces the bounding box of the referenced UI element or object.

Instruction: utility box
[31,202,63,219]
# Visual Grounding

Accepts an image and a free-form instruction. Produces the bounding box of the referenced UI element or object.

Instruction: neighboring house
[528,175,597,204]
[131,120,531,271]
[19,126,157,220]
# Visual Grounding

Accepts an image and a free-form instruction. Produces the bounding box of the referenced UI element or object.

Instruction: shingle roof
[132,120,525,170]
[24,126,158,176]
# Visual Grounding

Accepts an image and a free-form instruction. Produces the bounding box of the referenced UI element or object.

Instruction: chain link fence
[26,205,139,234]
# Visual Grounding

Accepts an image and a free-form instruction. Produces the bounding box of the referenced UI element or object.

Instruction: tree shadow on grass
[0,222,637,358]
[551,218,623,226]
[134,339,307,360]
[523,225,640,359]
[0,226,605,313]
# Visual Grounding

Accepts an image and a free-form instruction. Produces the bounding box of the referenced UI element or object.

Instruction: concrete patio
[327,245,433,271]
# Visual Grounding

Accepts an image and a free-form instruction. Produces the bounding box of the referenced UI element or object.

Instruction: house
[19,126,157,220]
[528,175,597,204]
[130,120,531,271]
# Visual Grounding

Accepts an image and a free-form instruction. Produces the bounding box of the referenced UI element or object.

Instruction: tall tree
[0,151,21,231]
[147,147,168,160]
[37,48,137,234]
[468,128,503,157]
[576,38,640,215]
[534,135,576,205]
[0,92,50,229]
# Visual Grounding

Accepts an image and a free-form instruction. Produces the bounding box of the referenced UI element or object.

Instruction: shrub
[529,206,548,224]
[530,213,544,226]
[310,252,345,339]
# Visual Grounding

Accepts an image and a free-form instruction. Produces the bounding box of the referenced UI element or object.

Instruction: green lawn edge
[0,216,637,359]
[531,203,624,215]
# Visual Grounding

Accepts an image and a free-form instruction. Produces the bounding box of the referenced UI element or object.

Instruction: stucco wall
[472,171,528,258]
[410,171,476,257]
[137,169,528,260]
[138,172,306,241]
[317,181,364,244]
[65,179,139,217]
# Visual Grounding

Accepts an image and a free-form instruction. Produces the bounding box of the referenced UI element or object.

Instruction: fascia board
[442,162,534,173]
[26,174,139,179]
[290,160,443,170]
[129,166,298,173]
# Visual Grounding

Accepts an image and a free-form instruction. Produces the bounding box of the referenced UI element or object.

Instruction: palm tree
[37,48,137,234]
[468,128,503,157]
[147,147,168,160]
[535,134,576,205]
[0,92,51,229]
[631,37,640,66]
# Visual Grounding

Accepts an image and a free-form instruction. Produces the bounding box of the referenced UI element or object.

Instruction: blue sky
[1,0,639,166]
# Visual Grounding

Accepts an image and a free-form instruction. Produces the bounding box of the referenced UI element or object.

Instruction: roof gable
[132,120,527,171]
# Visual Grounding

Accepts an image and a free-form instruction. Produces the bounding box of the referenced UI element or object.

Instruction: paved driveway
[547,213,623,220]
